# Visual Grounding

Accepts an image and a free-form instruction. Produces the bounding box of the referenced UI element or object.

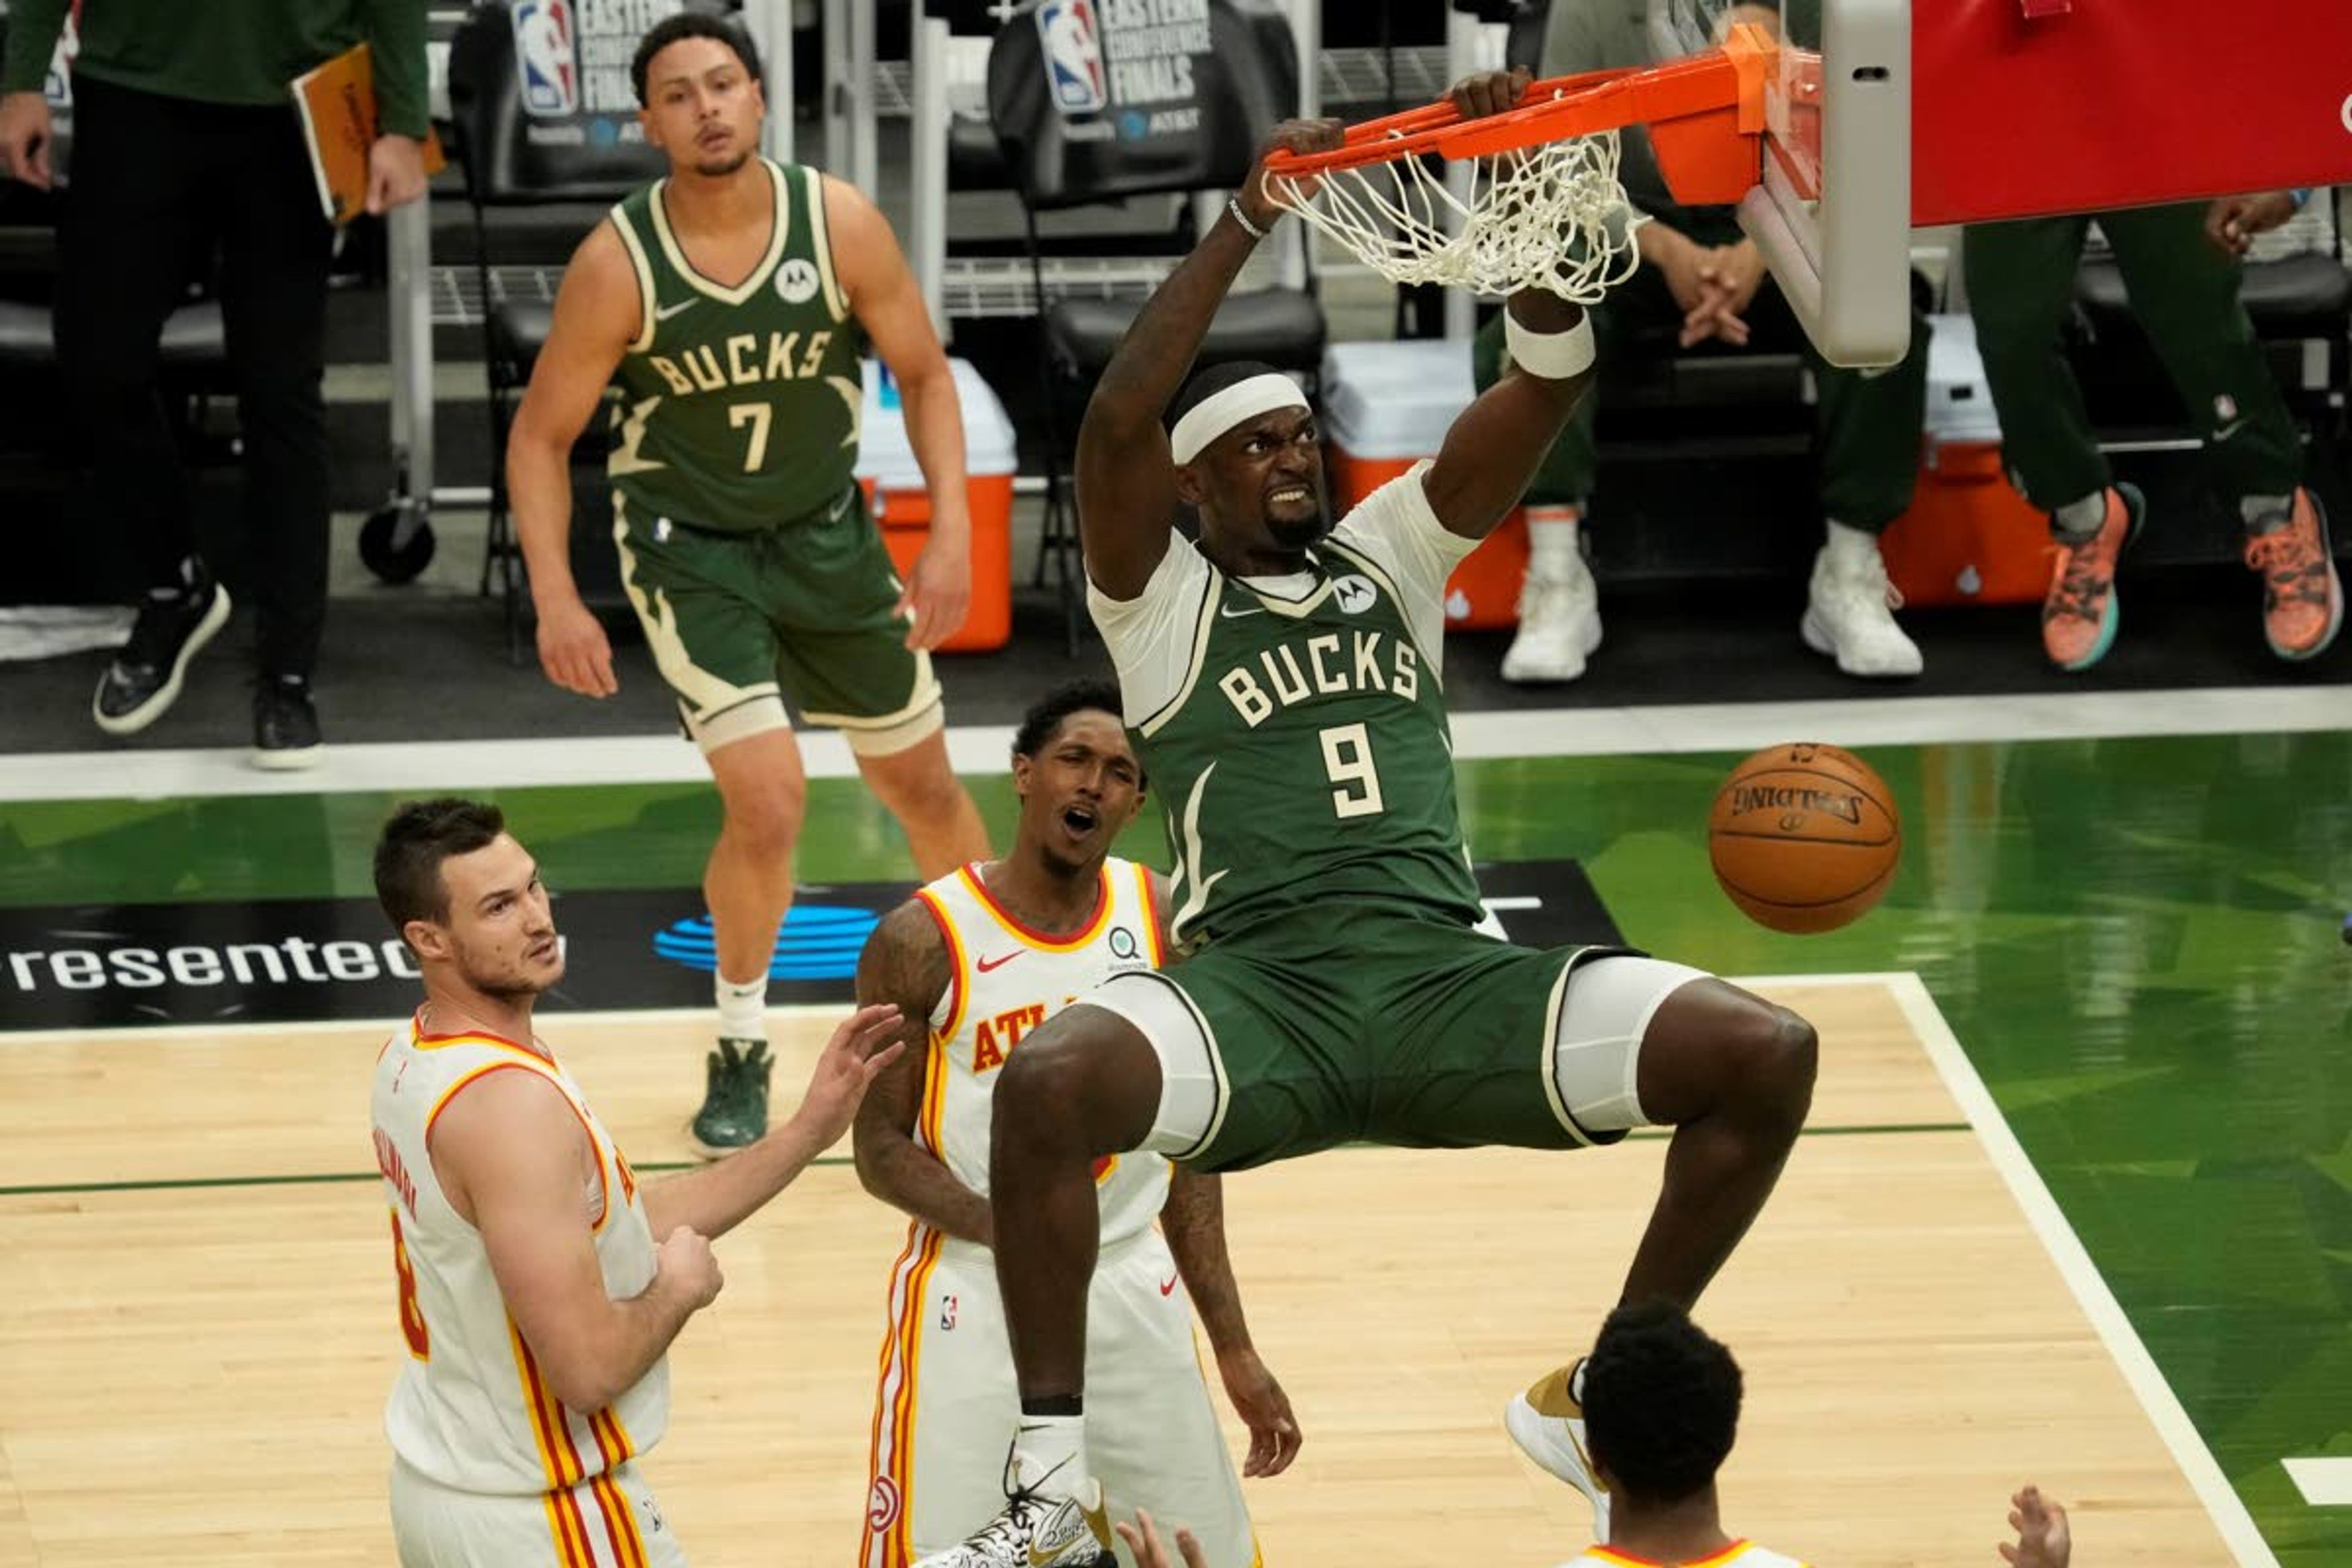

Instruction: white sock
[1526,506,1582,580]
[1570,1359,1588,1404]
[1823,518,1882,575]
[1012,1414,1090,1499]
[2241,492,2294,532]
[715,972,766,1042]
[2054,490,2108,541]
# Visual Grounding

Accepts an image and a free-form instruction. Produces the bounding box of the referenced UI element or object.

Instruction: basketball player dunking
[368,797,903,1565]
[853,682,1291,1568]
[916,77,1822,1568]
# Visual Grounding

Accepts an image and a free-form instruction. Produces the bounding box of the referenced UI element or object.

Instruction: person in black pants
[0,1,428,766]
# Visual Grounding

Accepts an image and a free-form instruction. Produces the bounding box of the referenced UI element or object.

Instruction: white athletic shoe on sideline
[1801,544,1924,677]
[1507,1363,1611,1539]
[1502,558,1603,684]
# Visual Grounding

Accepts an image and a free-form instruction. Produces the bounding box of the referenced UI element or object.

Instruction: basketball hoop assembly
[1258,25,1777,304]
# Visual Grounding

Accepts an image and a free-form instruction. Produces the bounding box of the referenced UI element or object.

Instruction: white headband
[1168,373,1311,464]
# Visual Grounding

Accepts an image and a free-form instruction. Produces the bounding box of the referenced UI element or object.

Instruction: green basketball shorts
[1076,904,1698,1172]
[610,486,944,756]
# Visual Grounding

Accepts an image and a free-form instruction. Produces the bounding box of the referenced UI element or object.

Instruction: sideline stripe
[1891,971,2280,1568]
[1,687,2344,802]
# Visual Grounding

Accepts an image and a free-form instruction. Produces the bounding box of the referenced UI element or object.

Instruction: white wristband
[1505,311,1596,380]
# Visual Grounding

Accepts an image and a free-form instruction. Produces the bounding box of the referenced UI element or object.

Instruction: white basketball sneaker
[1506,1362,1611,1539]
[1502,555,1604,683]
[1801,541,1923,677]
[913,1450,1114,1568]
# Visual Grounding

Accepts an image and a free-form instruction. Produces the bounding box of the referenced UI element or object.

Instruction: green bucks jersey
[1089,463,1487,949]
[604,159,866,532]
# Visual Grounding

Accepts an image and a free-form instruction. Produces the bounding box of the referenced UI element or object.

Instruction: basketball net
[1257,35,1774,304]
[1261,121,1640,304]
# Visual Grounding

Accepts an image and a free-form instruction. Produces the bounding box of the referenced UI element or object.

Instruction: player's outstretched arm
[1075,118,1341,598]
[1420,69,1599,543]
[850,903,995,1243]
[508,222,639,699]
[824,176,973,650]
[434,1069,720,1412]
[643,1004,905,1242]
[1163,1166,1302,1477]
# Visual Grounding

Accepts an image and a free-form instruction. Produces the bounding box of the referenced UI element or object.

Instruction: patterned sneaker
[913,1471,1114,1568]
[1501,556,1603,683]
[690,1038,771,1158]
[1506,1362,1610,1539]
[2244,489,2343,661]
[2040,483,2144,672]
[91,568,232,736]
[1800,542,1923,677]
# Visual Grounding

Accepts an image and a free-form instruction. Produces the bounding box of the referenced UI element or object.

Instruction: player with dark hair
[368,797,904,1564]
[916,73,1819,1568]
[854,682,1283,1568]
[511,12,990,1159]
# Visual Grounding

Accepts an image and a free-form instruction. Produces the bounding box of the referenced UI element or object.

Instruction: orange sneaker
[2244,489,2343,661]
[2041,483,2144,671]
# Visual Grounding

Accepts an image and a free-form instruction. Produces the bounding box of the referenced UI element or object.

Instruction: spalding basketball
[1708,743,1900,934]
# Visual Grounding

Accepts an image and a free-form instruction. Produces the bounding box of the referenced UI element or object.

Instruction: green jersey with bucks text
[604,159,865,532]
[1088,462,1487,950]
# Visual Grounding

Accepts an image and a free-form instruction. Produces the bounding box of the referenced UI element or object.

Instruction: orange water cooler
[1876,315,2051,608]
[1320,340,1529,629]
[858,358,1017,651]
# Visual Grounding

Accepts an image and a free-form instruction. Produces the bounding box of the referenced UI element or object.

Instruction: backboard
[1649,0,1911,368]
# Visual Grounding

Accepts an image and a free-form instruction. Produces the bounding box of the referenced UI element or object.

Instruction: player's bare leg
[912,1009,1160,1567]
[1510,978,1816,1534]
[693,727,810,1154]
[856,730,992,880]
[1620,980,1818,1303]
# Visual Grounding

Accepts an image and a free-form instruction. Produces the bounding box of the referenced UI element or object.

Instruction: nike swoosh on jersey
[654,298,698,322]
[977,951,1024,973]
[1159,1273,1178,1296]
[1217,601,1265,619]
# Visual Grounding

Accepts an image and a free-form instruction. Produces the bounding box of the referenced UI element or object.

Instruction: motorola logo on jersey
[513,0,579,116]
[1332,575,1378,614]
[775,258,823,306]
[1036,0,1109,115]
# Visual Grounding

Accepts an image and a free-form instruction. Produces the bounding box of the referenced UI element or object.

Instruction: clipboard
[291,42,448,225]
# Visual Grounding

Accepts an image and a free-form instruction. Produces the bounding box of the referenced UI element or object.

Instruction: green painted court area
[2,728,2348,1562]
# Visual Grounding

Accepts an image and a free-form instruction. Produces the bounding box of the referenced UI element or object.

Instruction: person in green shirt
[0,0,430,766]
[507,13,991,1157]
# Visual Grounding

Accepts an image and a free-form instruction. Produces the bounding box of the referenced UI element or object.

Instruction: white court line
[2284,1458,2352,1506]
[2,685,2347,802]
[1889,970,2281,1568]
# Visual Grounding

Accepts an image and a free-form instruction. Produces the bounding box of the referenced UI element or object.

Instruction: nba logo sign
[513,0,579,117]
[1035,0,1108,116]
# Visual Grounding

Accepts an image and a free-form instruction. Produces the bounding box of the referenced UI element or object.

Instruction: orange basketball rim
[1261,23,1778,208]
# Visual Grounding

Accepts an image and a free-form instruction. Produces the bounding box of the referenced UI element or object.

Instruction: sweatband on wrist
[1505,311,1596,380]
[1168,373,1311,464]
[1226,196,1268,241]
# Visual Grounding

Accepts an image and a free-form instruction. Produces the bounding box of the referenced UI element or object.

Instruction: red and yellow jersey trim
[954,863,1115,953]
[1132,862,1168,966]
[1585,1542,1763,1568]
[913,886,969,1072]
[424,1059,613,1234]
[509,1318,596,1565]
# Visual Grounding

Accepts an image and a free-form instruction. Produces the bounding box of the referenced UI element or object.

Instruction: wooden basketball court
[0,976,2250,1566]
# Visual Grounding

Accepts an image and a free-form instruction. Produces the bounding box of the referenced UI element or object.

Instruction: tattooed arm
[852,900,993,1245]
